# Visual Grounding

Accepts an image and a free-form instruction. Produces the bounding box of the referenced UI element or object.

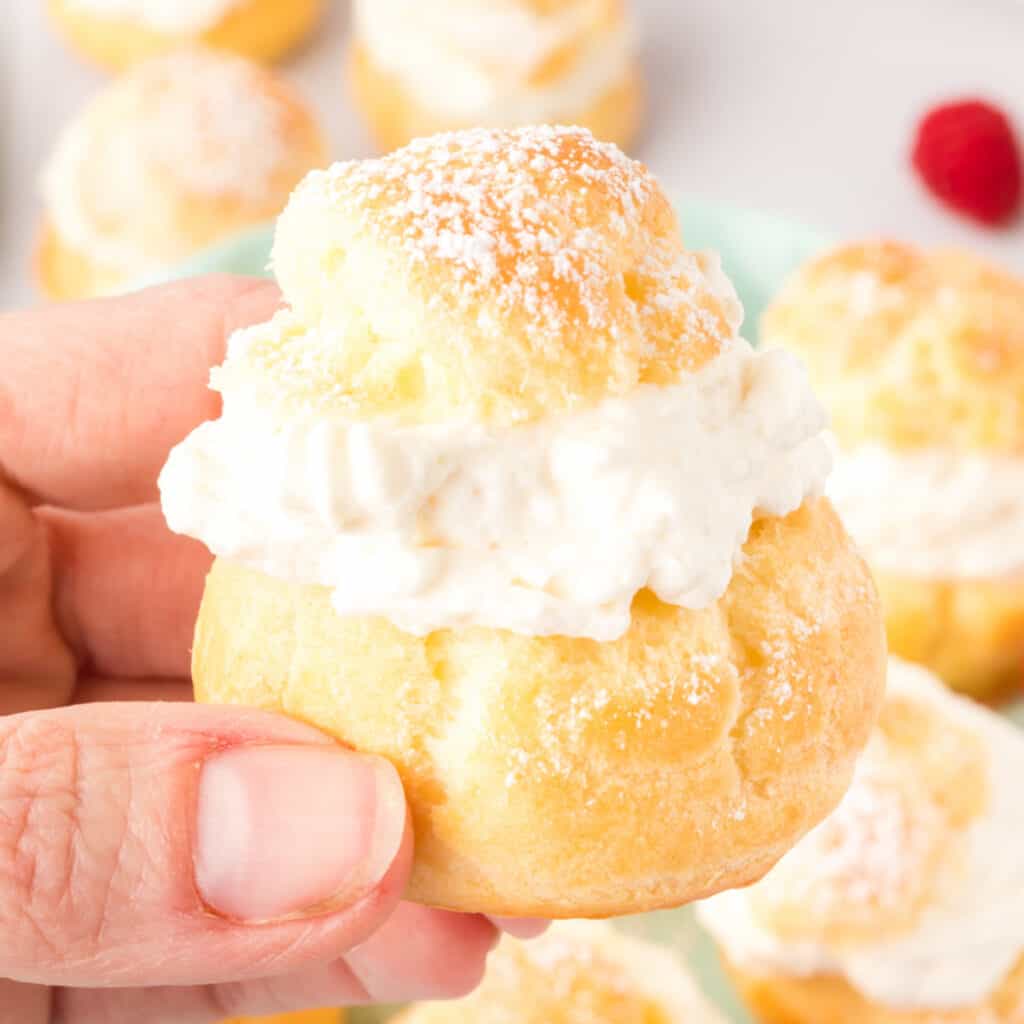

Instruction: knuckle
[0,715,126,974]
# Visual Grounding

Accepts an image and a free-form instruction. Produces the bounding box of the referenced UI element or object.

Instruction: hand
[0,277,542,1024]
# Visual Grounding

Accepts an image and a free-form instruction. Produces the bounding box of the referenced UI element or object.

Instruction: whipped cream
[828,443,1024,579]
[41,52,290,276]
[159,340,830,639]
[64,0,243,34]
[354,0,636,123]
[698,659,1024,1011]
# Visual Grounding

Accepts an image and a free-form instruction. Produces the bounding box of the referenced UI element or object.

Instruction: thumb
[0,702,410,988]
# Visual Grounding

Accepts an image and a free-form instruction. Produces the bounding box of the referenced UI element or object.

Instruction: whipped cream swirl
[64,0,244,34]
[160,341,830,639]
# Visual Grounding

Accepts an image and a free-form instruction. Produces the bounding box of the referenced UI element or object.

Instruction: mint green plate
[161,203,1024,1023]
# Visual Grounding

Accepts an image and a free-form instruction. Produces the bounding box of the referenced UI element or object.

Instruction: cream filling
[63,0,244,34]
[698,661,1024,1011]
[828,443,1024,579]
[159,341,830,640]
[353,0,636,123]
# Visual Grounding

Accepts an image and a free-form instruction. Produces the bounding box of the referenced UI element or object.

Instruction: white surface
[3,0,1023,308]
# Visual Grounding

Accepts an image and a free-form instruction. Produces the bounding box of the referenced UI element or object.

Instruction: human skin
[0,276,542,1024]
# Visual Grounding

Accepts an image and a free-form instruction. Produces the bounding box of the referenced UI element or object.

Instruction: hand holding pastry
[161,126,887,919]
[0,278,537,1024]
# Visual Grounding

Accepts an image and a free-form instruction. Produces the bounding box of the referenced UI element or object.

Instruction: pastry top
[396,921,725,1023]
[245,125,741,425]
[761,241,1024,453]
[41,49,325,275]
[697,657,1024,1011]
[61,0,245,34]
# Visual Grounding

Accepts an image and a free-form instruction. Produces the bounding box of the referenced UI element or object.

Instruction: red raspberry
[912,99,1022,227]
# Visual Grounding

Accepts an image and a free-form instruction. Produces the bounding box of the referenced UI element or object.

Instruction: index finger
[0,275,280,511]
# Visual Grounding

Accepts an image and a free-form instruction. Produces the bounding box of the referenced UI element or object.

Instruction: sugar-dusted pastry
[698,657,1024,1023]
[159,126,885,917]
[222,1012,342,1024]
[348,0,642,151]
[395,921,724,1022]
[36,49,326,301]
[46,0,322,71]
[762,241,1024,700]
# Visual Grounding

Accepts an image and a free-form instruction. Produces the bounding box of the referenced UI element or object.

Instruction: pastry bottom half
[191,500,885,918]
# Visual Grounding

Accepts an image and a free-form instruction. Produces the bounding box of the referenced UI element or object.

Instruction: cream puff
[46,0,323,71]
[395,921,724,1022]
[762,242,1024,700]
[698,656,1024,1023]
[159,125,885,917]
[348,0,642,151]
[36,48,326,301]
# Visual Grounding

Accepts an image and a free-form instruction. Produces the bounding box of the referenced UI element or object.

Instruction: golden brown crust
[722,954,1024,1024]
[46,0,323,70]
[35,220,124,302]
[348,39,644,154]
[761,241,1024,454]
[872,571,1024,701]
[256,126,739,425]
[192,499,886,917]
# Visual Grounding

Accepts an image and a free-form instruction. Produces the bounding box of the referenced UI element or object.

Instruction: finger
[0,980,48,1024]
[55,908,497,1023]
[0,477,76,714]
[73,678,193,703]
[43,503,210,679]
[0,702,410,988]
[0,276,280,511]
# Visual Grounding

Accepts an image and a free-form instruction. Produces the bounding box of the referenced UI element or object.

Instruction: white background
[3,0,1023,309]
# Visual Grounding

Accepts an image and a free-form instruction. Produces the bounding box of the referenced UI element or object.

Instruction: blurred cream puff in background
[348,0,643,151]
[762,241,1024,701]
[395,921,725,1023]
[698,657,1024,1023]
[46,0,324,71]
[36,48,326,301]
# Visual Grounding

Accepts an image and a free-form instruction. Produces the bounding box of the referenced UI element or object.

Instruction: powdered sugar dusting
[303,125,738,340]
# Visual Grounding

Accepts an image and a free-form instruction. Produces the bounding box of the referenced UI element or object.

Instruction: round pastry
[222,1012,342,1024]
[159,125,886,917]
[762,241,1024,700]
[348,0,642,151]
[36,48,326,302]
[46,0,322,71]
[395,920,724,1022]
[698,657,1024,1023]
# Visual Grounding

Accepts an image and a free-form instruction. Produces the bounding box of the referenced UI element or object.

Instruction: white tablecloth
[3,0,1023,309]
